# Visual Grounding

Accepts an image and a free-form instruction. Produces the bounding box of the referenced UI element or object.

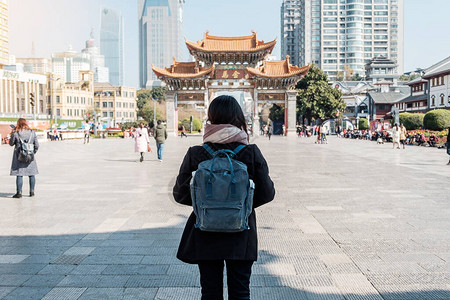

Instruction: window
[431,95,435,106]
[103,112,107,117]
[102,102,107,108]
[440,94,445,105]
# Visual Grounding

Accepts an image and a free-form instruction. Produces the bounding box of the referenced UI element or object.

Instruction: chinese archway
[152,31,310,136]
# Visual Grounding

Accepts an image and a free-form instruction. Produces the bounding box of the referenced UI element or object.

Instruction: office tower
[0,0,8,66]
[100,7,124,86]
[138,0,185,89]
[281,0,403,81]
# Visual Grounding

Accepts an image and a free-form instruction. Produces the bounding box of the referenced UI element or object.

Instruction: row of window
[100,102,135,109]
[431,94,449,106]
[431,75,445,87]
[102,111,135,118]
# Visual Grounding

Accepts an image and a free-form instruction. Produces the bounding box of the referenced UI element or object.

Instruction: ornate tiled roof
[152,58,215,78]
[186,31,276,53]
[247,56,310,78]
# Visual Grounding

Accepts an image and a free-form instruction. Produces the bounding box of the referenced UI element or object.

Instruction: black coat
[173,142,275,264]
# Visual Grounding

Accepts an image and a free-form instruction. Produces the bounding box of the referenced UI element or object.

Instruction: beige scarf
[203,124,248,145]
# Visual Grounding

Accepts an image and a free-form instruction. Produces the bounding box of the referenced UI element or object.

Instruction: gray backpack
[17,132,35,163]
[190,144,255,232]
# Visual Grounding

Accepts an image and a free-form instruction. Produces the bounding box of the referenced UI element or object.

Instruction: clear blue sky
[10,0,450,88]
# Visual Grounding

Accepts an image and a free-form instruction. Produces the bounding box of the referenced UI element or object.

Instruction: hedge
[399,112,424,130]
[358,118,369,130]
[423,109,450,131]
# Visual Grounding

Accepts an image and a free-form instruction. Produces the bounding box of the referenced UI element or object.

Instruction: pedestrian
[173,95,275,300]
[392,124,401,149]
[180,124,187,138]
[134,122,151,162]
[400,123,407,149]
[83,122,91,144]
[154,120,168,162]
[267,120,273,140]
[9,118,39,198]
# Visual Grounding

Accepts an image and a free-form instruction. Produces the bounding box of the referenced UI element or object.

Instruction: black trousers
[198,260,253,300]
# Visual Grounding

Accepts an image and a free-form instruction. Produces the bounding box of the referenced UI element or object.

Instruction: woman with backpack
[173,95,275,300]
[9,118,39,198]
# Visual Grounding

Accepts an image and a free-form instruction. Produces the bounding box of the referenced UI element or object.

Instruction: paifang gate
[152,31,310,136]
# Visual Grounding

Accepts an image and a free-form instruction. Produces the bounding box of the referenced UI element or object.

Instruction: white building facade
[138,0,185,88]
[281,0,404,81]
[52,47,91,83]
[423,57,450,110]
[0,69,47,117]
[82,32,110,83]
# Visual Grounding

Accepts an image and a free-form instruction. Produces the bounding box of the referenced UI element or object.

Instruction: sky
[9,0,450,88]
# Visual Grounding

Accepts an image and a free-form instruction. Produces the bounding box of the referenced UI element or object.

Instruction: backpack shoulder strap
[202,144,216,157]
[232,144,246,155]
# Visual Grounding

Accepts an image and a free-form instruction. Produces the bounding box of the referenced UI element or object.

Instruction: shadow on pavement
[0,221,449,300]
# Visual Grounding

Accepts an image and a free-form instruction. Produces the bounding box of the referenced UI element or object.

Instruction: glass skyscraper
[100,7,124,86]
[281,0,403,80]
[138,0,185,89]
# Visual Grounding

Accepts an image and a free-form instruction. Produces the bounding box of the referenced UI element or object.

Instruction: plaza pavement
[0,135,449,300]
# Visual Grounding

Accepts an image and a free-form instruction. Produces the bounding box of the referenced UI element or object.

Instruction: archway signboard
[152,31,310,135]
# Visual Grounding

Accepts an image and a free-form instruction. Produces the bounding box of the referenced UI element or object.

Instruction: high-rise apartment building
[138,0,185,89]
[281,0,403,80]
[100,7,124,86]
[0,0,8,66]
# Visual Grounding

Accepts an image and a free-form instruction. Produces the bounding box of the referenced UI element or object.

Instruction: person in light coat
[134,122,150,162]
[392,123,401,149]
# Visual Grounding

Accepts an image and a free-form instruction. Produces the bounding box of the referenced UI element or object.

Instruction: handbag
[147,144,152,152]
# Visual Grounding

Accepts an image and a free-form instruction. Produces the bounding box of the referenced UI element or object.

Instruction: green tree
[137,102,163,124]
[352,73,363,81]
[269,104,285,122]
[296,64,345,124]
[359,118,369,130]
[151,86,167,102]
[137,89,151,110]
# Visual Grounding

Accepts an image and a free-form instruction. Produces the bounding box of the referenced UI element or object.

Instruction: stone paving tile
[70,264,108,275]
[166,264,198,275]
[155,287,201,300]
[2,287,52,300]
[41,287,87,300]
[251,287,307,299]
[252,263,297,275]
[77,288,124,300]
[0,274,33,286]
[122,288,159,300]
[102,264,169,275]
[37,264,75,275]
[89,247,123,255]
[22,275,65,287]
[376,285,450,300]
[141,255,181,265]
[80,255,144,265]
[57,275,130,288]
[0,263,46,275]
[125,275,200,288]
[264,275,334,287]
[303,286,345,300]
[0,287,16,298]
[0,255,30,264]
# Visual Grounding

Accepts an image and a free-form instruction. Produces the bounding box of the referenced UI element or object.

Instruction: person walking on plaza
[173,95,275,300]
[392,124,401,149]
[134,122,150,162]
[83,122,91,144]
[400,124,407,149]
[267,119,273,140]
[180,124,187,138]
[9,118,39,198]
[154,120,167,162]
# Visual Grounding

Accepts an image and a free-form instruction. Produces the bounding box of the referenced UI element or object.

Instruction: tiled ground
[0,135,449,299]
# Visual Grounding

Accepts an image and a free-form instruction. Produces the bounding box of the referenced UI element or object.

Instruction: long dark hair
[208,95,247,133]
